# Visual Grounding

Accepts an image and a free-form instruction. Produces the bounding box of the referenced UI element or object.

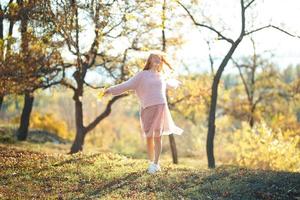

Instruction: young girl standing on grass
[104,53,184,174]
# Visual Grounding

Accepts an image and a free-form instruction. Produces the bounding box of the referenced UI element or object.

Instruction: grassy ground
[0,126,300,199]
[0,143,299,200]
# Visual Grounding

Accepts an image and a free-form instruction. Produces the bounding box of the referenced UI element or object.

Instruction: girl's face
[150,54,162,71]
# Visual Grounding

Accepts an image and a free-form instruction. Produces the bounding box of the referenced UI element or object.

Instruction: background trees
[1,0,66,140]
[177,0,300,168]
[0,0,299,171]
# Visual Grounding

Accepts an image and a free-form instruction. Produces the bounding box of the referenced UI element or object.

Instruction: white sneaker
[147,163,161,174]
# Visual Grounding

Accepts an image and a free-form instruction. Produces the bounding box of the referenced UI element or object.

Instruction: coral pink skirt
[139,103,184,138]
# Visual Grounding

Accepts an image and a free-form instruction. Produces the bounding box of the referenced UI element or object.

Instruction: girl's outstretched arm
[166,78,182,89]
[105,71,143,96]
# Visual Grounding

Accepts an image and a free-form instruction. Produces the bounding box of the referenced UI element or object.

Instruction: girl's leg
[153,136,162,164]
[146,136,154,162]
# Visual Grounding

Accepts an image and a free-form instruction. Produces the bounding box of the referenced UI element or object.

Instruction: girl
[104,53,184,174]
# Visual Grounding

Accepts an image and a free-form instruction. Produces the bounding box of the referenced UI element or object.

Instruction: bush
[225,121,300,172]
[11,112,72,140]
[31,112,72,140]
[0,126,16,143]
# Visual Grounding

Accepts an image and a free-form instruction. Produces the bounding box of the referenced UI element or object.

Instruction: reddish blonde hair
[143,53,174,72]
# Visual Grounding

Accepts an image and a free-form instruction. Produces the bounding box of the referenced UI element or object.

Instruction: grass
[0,127,299,199]
[0,144,300,200]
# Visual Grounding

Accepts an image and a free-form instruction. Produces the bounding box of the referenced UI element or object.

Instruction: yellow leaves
[167,74,211,121]
[103,9,110,18]
[96,87,110,105]
[166,37,185,46]
[226,121,300,172]
[8,2,19,17]
[125,13,137,21]
[31,112,71,140]
[11,112,72,140]
[0,39,4,48]
[97,88,106,100]
[29,41,45,53]
[140,46,151,51]
[268,113,300,138]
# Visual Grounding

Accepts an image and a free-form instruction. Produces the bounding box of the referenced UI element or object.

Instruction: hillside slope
[0,145,299,200]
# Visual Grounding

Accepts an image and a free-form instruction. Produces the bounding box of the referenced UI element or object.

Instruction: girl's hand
[103,89,111,96]
[98,88,110,101]
[166,78,182,89]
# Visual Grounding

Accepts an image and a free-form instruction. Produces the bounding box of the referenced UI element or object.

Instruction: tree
[0,0,66,140]
[0,2,4,111]
[161,0,182,164]
[230,38,278,127]
[48,0,159,153]
[0,0,16,111]
[178,0,300,168]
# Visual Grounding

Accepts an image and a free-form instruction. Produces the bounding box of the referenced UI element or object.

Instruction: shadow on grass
[81,164,300,200]
[162,165,300,200]
[82,171,143,199]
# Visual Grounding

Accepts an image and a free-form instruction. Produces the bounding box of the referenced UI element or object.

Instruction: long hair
[143,53,174,72]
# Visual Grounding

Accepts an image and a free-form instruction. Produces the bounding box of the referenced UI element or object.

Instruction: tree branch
[83,80,104,89]
[245,0,255,9]
[245,25,300,38]
[61,79,76,91]
[177,1,234,44]
[85,94,128,133]
[231,58,251,101]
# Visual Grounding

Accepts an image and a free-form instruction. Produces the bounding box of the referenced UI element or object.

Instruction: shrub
[11,112,72,140]
[225,121,300,172]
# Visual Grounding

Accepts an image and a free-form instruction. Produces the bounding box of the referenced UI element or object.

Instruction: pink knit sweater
[107,70,181,109]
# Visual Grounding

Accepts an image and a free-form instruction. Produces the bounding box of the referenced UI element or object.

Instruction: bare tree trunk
[168,135,178,163]
[70,128,86,153]
[161,0,178,164]
[69,83,126,154]
[0,96,3,111]
[70,76,85,153]
[168,134,178,164]
[17,92,34,140]
[249,111,254,127]
[65,1,128,154]
[17,0,34,141]
[249,104,256,128]
[207,39,242,168]
[0,3,4,112]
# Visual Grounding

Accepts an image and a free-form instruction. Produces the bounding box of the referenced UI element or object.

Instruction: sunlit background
[1,0,300,198]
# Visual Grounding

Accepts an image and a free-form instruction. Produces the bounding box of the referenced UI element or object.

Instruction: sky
[80,0,300,83]
[2,0,300,79]
[175,0,300,75]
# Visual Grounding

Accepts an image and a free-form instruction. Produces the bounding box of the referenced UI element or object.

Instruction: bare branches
[61,79,76,92]
[88,1,101,59]
[245,0,256,9]
[245,25,300,39]
[178,0,300,44]
[206,41,214,76]
[83,80,104,89]
[102,19,124,37]
[231,58,251,101]
[85,93,128,133]
[177,1,234,44]
[240,0,246,37]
